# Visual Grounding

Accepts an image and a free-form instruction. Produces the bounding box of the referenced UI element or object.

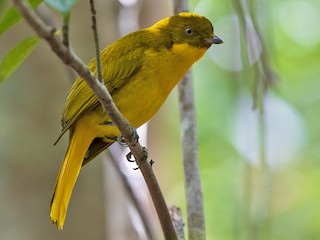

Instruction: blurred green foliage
[0,36,39,83]
[0,0,319,239]
[0,0,43,36]
[163,0,320,239]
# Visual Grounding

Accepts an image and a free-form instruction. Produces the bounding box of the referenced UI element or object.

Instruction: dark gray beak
[213,35,223,44]
[206,35,223,45]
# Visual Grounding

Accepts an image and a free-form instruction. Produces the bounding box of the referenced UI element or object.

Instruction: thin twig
[89,0,102,83]
[233,0,275,109]
[62,13,70,48]
[174,1,206,240]
[12,0,177,239]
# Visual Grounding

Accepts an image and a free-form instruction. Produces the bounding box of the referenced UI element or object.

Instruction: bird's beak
[206,35,223,45]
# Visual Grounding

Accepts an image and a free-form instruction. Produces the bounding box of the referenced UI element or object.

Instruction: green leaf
[0,0,10,14]
[0,0,43,37]
[0,36,40,84]
[44,0,78,15]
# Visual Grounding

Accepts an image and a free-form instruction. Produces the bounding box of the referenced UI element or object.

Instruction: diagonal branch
[89,1,155,239]
[12,0,177,239]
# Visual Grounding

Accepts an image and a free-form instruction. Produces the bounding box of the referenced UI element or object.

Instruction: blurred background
[1,0,320,239]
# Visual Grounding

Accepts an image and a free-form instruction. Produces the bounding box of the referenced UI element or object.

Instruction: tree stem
[174,1,206,239]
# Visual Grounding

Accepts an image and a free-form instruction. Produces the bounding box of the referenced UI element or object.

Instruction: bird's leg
[127,126,139,146]
[117,136,128,147]
[116,127,147,170]
[116,126,139,147]
[118,126,141,168]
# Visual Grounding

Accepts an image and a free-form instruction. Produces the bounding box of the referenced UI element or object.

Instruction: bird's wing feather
[55,32,146,143]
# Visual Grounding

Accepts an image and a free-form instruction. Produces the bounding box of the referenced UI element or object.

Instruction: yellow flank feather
[51,12,222,229]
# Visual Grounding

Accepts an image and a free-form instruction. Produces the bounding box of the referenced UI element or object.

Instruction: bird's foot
[117,126,139,147]
[126,147,152,170]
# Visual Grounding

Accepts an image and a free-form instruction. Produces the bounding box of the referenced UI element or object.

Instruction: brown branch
[174,1,206,240]
[90,1,155,238]
[89,2,155,238]
[12,0,177,239]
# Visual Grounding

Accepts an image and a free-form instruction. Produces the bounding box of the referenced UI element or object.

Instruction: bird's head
[159,12,223,49]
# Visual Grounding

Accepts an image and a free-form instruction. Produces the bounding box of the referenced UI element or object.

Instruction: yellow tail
[50,120,97,229]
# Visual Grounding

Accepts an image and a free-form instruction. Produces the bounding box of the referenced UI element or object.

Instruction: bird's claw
[126,152,135,162]
[116,127,139,147]
[126,147,152,170]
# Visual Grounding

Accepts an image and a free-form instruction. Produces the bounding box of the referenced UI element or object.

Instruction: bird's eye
[185,27,193,35]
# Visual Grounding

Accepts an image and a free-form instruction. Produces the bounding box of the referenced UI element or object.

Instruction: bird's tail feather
[50,122,97,229]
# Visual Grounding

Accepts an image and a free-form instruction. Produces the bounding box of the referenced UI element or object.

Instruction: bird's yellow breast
[111,43,207,128]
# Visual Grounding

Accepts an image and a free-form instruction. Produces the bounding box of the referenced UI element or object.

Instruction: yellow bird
[50,12,222,229]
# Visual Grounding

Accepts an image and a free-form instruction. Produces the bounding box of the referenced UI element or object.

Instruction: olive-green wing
[55,32,146,143]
